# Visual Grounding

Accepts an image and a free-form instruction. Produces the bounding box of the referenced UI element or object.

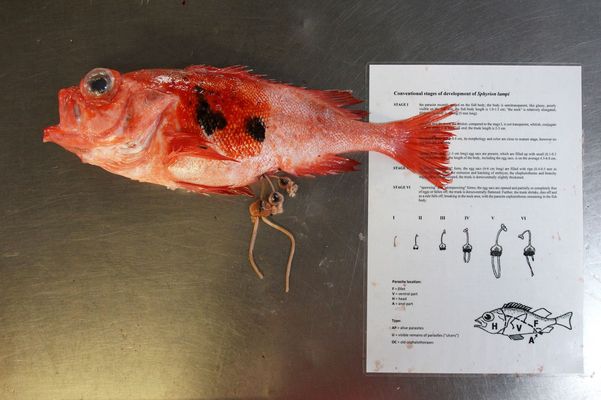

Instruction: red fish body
[44,65,455,195]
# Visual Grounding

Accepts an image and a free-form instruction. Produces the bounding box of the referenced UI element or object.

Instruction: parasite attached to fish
[44,65,456,292]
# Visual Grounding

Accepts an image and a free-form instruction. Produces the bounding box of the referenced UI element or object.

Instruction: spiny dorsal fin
[185,65,254,75]
[185,65,367,120]
[503,302,532,311]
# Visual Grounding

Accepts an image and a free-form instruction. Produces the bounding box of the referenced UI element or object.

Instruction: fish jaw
[43,124,90,159]
[44,87,87,152]
[474,318,486,329]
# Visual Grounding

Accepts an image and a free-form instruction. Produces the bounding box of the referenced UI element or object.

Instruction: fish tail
[555,312,573,330]
[377,104,456,188]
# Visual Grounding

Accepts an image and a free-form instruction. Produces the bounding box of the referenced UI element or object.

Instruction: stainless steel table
[1,1,600,399]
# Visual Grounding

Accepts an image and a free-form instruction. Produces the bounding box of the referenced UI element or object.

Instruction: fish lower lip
[43,125,62,142]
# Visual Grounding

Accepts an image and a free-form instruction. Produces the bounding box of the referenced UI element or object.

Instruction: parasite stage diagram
[490,223,507,279]
[439,229,447,251]
[395,224,538,276]
[462,228,472,263]
[518,230,536,276]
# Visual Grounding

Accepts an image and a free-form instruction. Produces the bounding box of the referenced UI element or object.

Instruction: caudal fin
[379,104,456,188]
[555,312,573,330]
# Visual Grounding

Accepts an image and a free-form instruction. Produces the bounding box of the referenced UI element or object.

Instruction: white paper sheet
[366,65,582,374]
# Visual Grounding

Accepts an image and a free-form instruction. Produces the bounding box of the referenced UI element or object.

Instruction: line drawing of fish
[474,302,572,341]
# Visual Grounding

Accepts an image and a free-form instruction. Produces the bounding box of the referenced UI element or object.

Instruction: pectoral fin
[508,334,524,340]
[164,130,239,165]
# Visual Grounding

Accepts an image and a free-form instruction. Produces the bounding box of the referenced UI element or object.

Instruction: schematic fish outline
[474,302,573,342]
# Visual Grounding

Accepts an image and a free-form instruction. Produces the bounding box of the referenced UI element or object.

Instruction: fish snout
[43,125,61,143]
[44,87,87,148]
[474,318,485,328]
[57,88,83,130]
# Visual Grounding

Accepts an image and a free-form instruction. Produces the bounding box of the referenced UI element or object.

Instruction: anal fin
[293,154,360,177]
[176,181,254,196]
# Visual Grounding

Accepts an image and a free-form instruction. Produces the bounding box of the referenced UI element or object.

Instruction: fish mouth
[43,125,62,143]
[474,319,485,328]
[43,125,87,155]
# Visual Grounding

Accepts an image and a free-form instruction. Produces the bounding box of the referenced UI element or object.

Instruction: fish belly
[168,156,270,187]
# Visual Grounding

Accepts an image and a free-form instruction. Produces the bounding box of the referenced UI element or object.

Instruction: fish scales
[44,65,455,196]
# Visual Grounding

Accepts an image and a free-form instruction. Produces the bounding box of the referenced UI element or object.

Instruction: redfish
[44,65,455,195]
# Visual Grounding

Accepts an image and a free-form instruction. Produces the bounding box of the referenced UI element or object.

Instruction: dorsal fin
[309,89,367,120]
[532,307,552,317]
[185,65,367,120]
[185,64,255,75]
[503,302,532,311]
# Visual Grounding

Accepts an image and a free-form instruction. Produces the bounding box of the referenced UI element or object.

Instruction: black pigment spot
[195,88,227,136]
[245,116,266,142]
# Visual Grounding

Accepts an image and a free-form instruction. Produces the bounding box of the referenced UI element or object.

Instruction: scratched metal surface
[1,1,600,399]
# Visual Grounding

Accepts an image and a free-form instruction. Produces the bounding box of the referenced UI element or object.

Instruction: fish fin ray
[185,65,254,75]
[376,104,455,188]
[176,180,254,196]
[310,90,367,120]
[292,154,360,177]
[186,66,367,120]
[503,302,532,311]
[533,307,552,317]
[164,131,239,165]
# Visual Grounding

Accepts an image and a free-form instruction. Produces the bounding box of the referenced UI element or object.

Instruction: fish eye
[82,68,116,98]
[483,313,493,321]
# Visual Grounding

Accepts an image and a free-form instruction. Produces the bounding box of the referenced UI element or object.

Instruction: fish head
[474,309,505,334]
[44,68,178,173]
